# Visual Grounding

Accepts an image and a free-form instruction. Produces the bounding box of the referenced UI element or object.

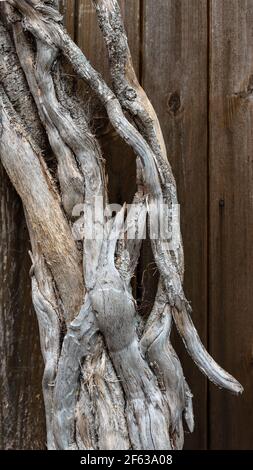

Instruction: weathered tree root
[0,0,243,450]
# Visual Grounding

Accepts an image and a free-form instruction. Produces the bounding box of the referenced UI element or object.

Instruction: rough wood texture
[0,166,46,449]
[209,0,253,449]
[0,0,249,450]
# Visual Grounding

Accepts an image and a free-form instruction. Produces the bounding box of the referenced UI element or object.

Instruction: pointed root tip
[231,381,244,395]
[185,415,194,433]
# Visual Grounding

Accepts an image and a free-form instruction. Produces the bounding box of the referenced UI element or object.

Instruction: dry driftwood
[0,0,243,450]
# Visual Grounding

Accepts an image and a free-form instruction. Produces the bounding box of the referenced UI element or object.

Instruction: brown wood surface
[0,166,45,449]
[208,0,253,449]
[1,0,253,450]
[59,0,76,39]
[142,0,209,449]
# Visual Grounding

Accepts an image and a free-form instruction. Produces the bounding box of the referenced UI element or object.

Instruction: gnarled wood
[0,0,243,450]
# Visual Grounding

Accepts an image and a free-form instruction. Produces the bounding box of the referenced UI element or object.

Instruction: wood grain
[0,166,46,449]
[59,0,76,39]
[1,0,253,450]
[142,0,209,449]
[209,0,253,449]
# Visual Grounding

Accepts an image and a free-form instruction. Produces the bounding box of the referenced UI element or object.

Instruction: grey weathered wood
[0,91,84,323]
[0,0,246,450]
[209,0,253,449]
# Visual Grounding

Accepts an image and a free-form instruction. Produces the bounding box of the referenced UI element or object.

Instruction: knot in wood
[122,86,137,101]
[167,91,181,115]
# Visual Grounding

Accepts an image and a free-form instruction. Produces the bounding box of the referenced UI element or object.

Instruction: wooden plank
[209,0,253,449]
[59,0,76,39]
[142,0,209,449]
[0,166,45,449]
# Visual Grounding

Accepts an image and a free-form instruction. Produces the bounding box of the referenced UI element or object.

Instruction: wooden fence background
[1,0,253,449]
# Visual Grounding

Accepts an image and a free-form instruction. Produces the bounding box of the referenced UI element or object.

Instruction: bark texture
[0,0,243,450]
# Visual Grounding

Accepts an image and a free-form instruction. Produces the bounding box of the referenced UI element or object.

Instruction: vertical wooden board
[76,0,140,206]
[59,0,76,38]
[209,0,253,449]
[142,0,208,449]
[0,166,45,449]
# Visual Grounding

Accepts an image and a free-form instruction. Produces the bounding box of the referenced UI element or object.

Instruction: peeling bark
[0,0,243,450]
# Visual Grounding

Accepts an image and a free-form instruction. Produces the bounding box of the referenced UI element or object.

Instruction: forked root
[0,0,243,451]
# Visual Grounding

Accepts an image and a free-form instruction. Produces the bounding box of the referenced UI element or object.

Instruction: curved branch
[7,0,162,200]
[141,280,194,450]
[52,297,97,450]
[93,0,243,396]
[172,304,243,395]
[0,18,48,151]
[13,24,84,218]
[93,0,184,275]
[0,90,83,321]
[31,272,60,450]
